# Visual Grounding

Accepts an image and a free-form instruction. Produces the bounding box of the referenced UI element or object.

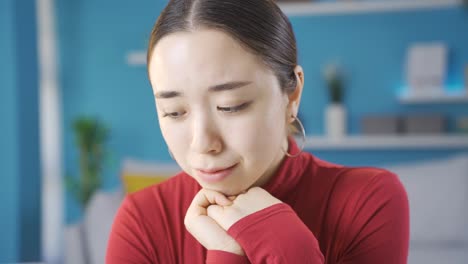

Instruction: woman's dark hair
[147,0,298,94]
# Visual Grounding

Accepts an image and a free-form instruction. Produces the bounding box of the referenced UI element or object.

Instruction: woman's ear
[288,65,304,119]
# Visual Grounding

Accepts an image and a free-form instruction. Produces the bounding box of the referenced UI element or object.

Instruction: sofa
[385,154,468,263]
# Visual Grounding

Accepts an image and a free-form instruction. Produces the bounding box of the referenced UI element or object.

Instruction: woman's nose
[190,114,223,155]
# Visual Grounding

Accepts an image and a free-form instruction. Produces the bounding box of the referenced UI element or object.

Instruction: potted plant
[323,62,346,139]
[66,116,110,264]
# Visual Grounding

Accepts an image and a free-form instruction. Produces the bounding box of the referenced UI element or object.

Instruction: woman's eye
[163,111,185,119]
[217,102,251,113]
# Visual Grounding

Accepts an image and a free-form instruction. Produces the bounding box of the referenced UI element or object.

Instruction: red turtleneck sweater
[106,140,409,263]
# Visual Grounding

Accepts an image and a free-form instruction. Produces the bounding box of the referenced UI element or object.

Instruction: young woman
[106,0,409,263]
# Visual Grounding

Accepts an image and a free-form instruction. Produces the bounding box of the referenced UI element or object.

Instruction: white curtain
[37,0,64,263]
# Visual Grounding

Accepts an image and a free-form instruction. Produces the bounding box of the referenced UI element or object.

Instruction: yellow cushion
[120,159,180,194]
[122,173,172,194]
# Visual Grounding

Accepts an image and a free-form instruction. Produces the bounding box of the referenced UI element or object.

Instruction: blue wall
[15,0,41,261]
[288,8,468,165]
[56,0,170,223]
[56,2,468,223]
[0,0,19,262]
[290,8,468,136]
[0,0,41,262]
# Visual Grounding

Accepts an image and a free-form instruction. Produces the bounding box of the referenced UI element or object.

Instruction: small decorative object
[402,114,446,134]
[66,116,110,264]
[361,115,401,135]
[323,62,346,139]
[406,42,447,97]
[456,116,468,134]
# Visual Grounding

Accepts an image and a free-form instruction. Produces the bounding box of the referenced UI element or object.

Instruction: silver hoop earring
[284,115,306,158]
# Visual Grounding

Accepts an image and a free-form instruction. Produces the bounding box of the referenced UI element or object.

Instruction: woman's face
[149,29,300,196]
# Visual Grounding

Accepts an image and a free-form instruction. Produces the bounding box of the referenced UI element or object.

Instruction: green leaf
[66,116,110,209]
[65,175,82,208]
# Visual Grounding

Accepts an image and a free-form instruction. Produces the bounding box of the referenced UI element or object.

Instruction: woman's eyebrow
[154,90,182,99]
[208,81,252,92]
[154,81,252,99]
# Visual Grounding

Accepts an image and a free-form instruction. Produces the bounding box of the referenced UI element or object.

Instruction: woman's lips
[196,163,238,183]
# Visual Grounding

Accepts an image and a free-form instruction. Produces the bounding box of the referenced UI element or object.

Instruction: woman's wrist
[214,239,245,256]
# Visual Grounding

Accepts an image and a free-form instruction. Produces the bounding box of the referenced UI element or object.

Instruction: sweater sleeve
[106,194,251,264]
[206,250,250,264]
[227,203,325,264]
[339,171,410,264]
[106,195,157,264]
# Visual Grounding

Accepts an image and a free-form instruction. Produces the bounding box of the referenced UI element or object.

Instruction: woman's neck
[252,137,289,188]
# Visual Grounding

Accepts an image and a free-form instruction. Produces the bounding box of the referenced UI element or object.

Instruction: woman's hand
[185,187,282,255]
[184,189,245,255]
[207,187,282,231]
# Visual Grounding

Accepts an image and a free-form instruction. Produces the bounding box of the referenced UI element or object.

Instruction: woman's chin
[202,183,247,196]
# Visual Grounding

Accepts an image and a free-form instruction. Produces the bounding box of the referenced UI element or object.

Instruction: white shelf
[278,0,463,16]
[304,135,468,150]
[398,91,468,104]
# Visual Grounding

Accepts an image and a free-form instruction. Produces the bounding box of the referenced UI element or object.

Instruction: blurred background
[1,0,468,263]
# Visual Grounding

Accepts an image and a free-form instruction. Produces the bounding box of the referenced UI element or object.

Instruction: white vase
[325,103,347,139]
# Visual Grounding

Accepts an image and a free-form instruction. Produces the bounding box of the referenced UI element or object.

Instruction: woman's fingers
[184,189,245,255]
[201,189,232,206]
[186,189,232,218]
[207,204,224,220]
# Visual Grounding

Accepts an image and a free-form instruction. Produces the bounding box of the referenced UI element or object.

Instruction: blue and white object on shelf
[406,42,447,97]
[398,87,468,104]
[400,41,468,104]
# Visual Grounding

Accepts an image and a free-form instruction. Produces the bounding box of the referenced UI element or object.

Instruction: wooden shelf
[278,0,463,16]
[303,135,468,150]
[398,91,468,104]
